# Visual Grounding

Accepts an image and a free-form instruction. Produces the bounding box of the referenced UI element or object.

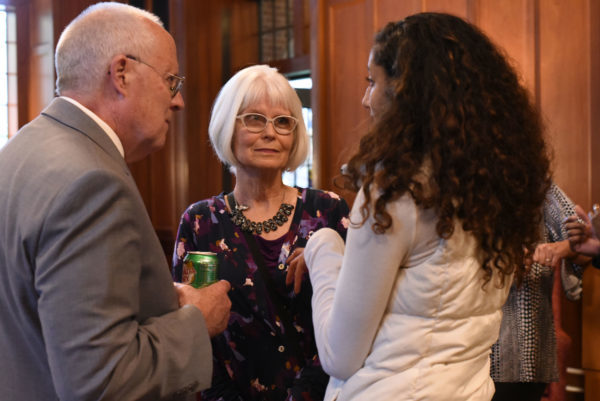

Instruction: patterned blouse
[490,184,583,383]
[172,188,350,401]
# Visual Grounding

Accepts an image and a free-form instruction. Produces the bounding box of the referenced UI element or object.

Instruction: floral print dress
[172,188,349,401]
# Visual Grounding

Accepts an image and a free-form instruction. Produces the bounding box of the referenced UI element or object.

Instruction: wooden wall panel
[373,0,419,31]
[591,0,600,207]
[423,0,469,17]
[166,0,226,250]
[172,0,223,212]
[587,0,600,395]
[475,0,536,96]
[582,266,600,399]
[310,0,326,189]
[585,369,600,401]
[325,0,372,189]
[539,0,590,205]
[27,0,53,121]
[582,267,600,370]
[15,1,30,128]
[536,4,591,395]
[230,1,259,72]
[165,0,259,252]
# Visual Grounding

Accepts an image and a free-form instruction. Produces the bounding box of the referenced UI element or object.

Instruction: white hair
[209,64,309,174]
[55,2,163,95]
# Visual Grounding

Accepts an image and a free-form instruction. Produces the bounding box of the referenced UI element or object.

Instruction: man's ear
[107,55,129,97]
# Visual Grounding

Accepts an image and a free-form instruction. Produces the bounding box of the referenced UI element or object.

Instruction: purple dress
[172,188,349,401]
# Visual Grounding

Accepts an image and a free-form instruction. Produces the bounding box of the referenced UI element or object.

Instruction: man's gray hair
[55,2,163,95]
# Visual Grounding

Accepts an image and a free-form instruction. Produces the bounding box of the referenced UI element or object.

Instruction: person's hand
[565,204,600,257]
[174,280,232,337]
[532,241,571,269]
[590,204,600,236]
[285,247,307,294]
[521,246,534,273]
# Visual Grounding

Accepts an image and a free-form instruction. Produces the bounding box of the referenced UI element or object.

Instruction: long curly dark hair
[344,12,552,285]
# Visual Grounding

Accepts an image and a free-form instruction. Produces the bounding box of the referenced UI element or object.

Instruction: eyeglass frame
[236,113,299,136]
[125,55,185,98]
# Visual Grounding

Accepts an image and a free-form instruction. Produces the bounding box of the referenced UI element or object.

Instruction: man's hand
[174,280,231,337]
[565,205,600,257]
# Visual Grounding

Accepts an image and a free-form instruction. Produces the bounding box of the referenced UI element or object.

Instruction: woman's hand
[286,247,307,294]
[532,241,571,269]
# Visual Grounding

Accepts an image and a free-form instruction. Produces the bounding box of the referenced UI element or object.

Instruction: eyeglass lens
[167,75,184,97]
[240,113,296,134]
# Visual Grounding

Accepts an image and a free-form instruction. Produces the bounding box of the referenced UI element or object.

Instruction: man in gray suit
[0,2,231,400]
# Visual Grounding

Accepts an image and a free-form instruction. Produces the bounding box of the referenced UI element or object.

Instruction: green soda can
[182,251,219,288]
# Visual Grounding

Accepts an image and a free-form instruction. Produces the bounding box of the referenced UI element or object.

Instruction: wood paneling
[27,0,53,121]
[15,1,30,128]
[325,0,372,189]
[585,369,600,401]
[373,0,419,31]
[475,0,536,95]
[536,4,593,395]
[589,4,600,396]
[423,0,469,17]
[590,0,600,209]
[230,0,259,72]
[539,0,590,205]
[171,0,224,218]
[582,267,600,370]
[156,0,259,254]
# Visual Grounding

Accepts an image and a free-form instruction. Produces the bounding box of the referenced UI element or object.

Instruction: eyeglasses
[126,55,185,98]
[236,113,298,135]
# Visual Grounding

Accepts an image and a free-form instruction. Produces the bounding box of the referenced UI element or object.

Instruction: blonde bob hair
[209,64,309,174]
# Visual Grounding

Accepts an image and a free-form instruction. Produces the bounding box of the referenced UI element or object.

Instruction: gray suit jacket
[0,98,212,400]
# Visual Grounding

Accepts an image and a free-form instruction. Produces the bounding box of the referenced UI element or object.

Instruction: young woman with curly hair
[302,12,552,401]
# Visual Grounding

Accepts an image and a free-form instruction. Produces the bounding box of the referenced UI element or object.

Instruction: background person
[303,13,552,401]
[0,3,230,400]
[172,64,349,401]
[491,183,589,401]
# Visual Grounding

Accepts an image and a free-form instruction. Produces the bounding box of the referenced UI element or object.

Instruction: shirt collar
[60,96,125,158]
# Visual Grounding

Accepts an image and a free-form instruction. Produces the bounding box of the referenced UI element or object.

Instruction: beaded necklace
[228,193,294,235]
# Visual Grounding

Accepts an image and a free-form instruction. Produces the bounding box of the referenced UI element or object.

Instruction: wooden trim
[310,0,325,189]
[591,0,600,206]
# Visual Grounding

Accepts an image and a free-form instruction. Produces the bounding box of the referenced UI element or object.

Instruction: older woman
[303,13,552,401]
[172,65,349,401]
